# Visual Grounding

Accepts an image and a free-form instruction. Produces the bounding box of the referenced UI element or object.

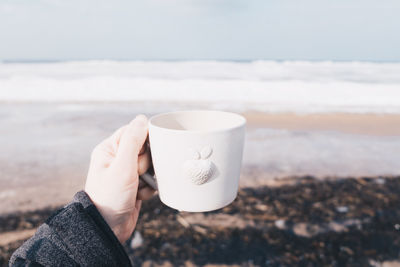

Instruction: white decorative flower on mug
[183,146,214,185]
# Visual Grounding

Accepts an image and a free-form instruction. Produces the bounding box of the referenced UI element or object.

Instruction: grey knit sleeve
[9,191,132,267]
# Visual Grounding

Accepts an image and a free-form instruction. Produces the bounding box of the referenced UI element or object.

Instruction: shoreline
[2,101,400,135]
[1,103,399,215]
[244,111,400,136]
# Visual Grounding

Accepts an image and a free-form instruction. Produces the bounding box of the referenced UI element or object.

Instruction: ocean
[1,60,400,212]
[1,60,400,114]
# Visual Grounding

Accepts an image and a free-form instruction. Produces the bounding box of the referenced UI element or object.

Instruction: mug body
[149,110,246,212]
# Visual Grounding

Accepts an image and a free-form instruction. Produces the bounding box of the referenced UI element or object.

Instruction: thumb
[113,115,148,169]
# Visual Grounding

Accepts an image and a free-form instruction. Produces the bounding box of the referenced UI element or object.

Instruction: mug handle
[139,167,158,190]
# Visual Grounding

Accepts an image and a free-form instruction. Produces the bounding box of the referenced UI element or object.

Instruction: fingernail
[135,114,148,125]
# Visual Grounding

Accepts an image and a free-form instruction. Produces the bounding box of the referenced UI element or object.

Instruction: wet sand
[245,112,400,136]
[0,103,400,214]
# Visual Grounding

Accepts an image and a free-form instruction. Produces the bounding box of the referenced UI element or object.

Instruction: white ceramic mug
[147,110,246,212]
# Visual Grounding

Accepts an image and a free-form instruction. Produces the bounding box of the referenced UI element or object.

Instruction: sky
[0,0,399,61]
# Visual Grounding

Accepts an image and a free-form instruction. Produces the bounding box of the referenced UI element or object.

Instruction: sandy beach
[1,103,400,266]
[1,103,400,213]
[245,112,400,136]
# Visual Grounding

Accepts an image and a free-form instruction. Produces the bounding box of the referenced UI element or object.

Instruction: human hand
[85,115,156,244]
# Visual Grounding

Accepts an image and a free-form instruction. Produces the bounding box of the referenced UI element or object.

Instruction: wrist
[96,207,130,244]
[84,191,130,244]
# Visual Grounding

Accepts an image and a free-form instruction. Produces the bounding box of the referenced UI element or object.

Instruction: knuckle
[91,144,102,159]
[131,137,143,151]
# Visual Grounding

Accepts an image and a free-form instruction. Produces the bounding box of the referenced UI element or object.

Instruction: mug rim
[149,110,246,134]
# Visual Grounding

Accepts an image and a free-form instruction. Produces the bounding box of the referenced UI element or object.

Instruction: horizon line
[1,58,400,64]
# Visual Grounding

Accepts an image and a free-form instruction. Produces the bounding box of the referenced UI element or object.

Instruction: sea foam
[0,60,399,113]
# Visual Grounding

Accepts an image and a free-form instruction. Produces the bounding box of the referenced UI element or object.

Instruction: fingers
[90,125,127,167]
[137,186,156,200]
[139,139,148,156]
[138,149,151,175]
[138,179,147,190]
[107,125,128,154]
[113,115,148,169]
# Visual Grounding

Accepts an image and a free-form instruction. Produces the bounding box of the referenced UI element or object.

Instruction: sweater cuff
[45,191,132,266]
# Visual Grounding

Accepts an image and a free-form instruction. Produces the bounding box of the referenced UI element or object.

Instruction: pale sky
[0,0,399,61]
